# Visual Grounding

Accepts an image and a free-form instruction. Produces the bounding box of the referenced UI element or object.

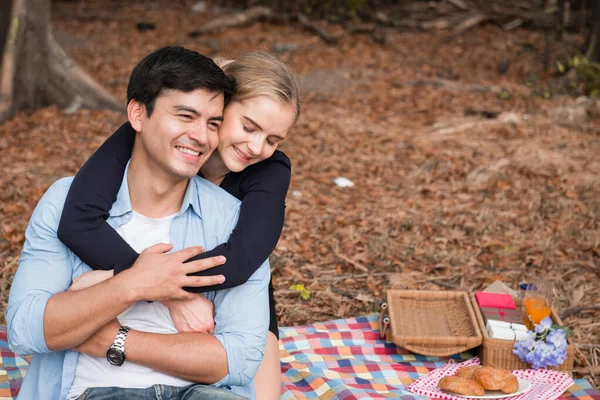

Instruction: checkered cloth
[408,356,575,399]
[0,326,29,400]
[0,318,598,399]
[279,315,600,400]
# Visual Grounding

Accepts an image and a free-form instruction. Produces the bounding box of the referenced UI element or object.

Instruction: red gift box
[474,291,516,309]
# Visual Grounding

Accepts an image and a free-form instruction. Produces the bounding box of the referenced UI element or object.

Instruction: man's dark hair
[127,46,235,116]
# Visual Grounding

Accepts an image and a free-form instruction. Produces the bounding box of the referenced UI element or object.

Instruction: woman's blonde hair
[214,52,300,122]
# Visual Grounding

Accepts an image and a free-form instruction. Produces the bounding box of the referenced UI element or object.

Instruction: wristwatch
[106,325,131,367]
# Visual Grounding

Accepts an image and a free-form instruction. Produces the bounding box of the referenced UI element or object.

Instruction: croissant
[438,376,485,396]
[472,366,519,394]
[454,366,481,380]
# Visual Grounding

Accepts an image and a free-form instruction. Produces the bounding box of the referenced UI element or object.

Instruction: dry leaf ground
[1,0,599,389]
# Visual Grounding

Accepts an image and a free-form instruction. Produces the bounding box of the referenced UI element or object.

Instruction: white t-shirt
[68,210,194,399]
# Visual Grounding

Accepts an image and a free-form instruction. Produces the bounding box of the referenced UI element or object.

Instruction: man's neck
[127,154,188,218]
[200,152,229,185]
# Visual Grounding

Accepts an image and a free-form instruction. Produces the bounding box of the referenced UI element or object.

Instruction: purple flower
[540,317,553,329]
[546,329,567,348]
[513,320,569,369]
[534,323,548,335]
[519,332,536,350]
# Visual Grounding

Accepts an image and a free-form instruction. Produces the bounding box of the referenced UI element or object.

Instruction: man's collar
[109,161,202,219]
[180,178,202,219]
[110,162,133,217]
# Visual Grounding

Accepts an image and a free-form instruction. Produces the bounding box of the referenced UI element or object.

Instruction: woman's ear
[127,100,144,132]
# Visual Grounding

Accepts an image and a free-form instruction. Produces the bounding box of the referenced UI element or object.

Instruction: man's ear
[127,100,144,132]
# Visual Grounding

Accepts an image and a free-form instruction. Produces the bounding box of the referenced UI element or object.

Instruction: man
[6,47,270,400]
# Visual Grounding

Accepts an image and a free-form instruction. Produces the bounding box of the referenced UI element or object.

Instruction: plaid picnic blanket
[0,327,29,400]
[0,318,598,399]
[279,315,600,400]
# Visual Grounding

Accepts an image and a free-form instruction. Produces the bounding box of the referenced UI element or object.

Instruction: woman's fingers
[171,246,206,262]
[182,255,226,275]
[184,274,226,288]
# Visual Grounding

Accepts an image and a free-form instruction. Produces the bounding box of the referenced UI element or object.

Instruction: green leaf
[289,283,306,292]
[499,89,512,100]
[289,283,311,300]
[552,324,574,338]
[557,61,565,74]
[300,290,311,300]
[561,326,574,338]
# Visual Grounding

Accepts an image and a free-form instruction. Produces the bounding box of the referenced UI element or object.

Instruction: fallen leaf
[570,286,585,308]
[483,240,508,248]
[356,293,376,303]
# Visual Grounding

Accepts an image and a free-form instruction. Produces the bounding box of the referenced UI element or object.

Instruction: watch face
[106,348,125,366]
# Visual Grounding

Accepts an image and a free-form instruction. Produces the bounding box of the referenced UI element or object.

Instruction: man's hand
[122,243,226,303]
[71,319,120,358]
[69,270,114,291]
[164,294,215,334]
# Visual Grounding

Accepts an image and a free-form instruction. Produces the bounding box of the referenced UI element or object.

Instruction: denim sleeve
[5,179,74,356]
[211,260,271,387]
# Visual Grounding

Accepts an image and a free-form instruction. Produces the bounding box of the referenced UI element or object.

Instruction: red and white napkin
[407,357,574,400]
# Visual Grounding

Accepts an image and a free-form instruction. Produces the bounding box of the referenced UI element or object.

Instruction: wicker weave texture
[386,290,483,357]
[470,294,575,373]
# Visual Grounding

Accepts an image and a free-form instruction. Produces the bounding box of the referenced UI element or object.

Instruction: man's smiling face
[132,88,224,181]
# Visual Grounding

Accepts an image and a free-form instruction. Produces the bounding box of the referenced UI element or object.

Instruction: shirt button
[123,214,131,222]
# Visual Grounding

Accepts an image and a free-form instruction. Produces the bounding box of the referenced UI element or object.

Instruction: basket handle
[379,302,390,339]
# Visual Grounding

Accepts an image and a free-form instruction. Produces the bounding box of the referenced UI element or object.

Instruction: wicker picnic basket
[469,293,575,373]
[380,290,483,357]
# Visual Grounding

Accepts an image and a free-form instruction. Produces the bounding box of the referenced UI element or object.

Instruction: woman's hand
[163,294,215,334]
[69,270,114,291]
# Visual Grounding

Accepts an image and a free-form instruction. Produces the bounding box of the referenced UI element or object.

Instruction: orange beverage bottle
[525,296,551,325]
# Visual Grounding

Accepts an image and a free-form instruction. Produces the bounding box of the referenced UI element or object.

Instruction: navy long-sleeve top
[57,122,290,307]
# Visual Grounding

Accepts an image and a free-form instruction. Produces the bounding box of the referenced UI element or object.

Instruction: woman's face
[217,96,296,172]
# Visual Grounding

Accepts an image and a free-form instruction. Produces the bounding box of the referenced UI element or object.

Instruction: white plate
[450,379,532,399]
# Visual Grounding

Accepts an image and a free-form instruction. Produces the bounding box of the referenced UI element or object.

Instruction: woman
[57,52,300,399]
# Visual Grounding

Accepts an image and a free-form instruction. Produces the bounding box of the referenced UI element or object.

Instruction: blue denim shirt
[6,172,270,400]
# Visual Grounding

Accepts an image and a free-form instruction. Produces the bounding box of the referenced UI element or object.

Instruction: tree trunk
[0,1,12,56]
[589,0,600,62]
[0,0,123,124]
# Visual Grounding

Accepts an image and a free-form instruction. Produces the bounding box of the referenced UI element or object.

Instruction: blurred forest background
[1,0,599,389]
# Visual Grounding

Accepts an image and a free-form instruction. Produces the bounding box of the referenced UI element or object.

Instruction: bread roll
[438,376,485,396]
[454,366,481,380]
[472,366,519,394]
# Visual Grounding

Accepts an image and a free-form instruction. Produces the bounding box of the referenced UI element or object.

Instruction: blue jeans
[77,384,248,400]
